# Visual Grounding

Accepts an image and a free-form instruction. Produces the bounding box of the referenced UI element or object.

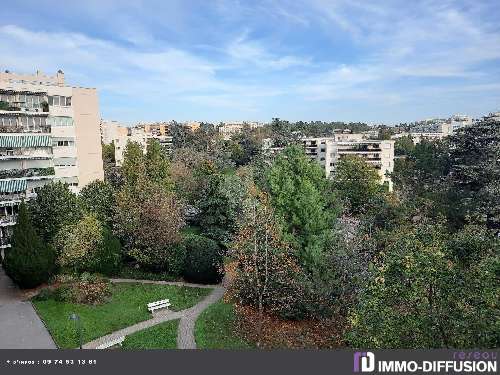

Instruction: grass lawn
[121,319,179,349]
[33,283,211,348]
[195,300,254,349]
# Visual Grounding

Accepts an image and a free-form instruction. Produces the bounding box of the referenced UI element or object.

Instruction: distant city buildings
[0,70,104,249]
[392,114,474,143]
[101,121,174,166]
[218,121,264,140]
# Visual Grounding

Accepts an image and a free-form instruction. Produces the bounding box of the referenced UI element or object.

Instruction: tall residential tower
[0,70,104,249]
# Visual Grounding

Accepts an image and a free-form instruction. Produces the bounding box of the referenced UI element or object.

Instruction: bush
[51,273,111,305]
[182,234,223,284]
[3,202,56,288]
[166,243,187,277]
[96,227,122,275]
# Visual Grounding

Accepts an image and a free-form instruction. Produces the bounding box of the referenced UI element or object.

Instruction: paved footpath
[83,279,226,349]
[0,268,56,349]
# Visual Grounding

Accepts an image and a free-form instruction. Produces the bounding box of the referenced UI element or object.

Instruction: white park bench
[96,336,125,349]
[147,299,171,313]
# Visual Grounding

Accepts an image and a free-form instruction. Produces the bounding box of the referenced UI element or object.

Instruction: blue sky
[1,0,499,124]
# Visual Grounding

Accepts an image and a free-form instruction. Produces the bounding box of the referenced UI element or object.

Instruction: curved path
[82,279,225,349]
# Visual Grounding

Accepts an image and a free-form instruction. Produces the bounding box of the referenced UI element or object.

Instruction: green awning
[0,178,28,193]
[0,135,52,148]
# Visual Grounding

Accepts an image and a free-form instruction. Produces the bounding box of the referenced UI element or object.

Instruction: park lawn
[121,319,179,349]
[33,283,211,348]
[195,300,255,349]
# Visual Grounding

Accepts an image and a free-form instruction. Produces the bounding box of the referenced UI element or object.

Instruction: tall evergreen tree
[3,202,56,288]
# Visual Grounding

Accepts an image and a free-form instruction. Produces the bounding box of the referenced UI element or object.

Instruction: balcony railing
[0,215,17,225]
[0,167,55,180]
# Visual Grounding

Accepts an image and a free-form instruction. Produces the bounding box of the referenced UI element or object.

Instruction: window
[55,140,70,147]
[48,95,72,107]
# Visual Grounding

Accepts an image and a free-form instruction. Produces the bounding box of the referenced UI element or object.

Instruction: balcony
[0,215,17,226]
[0,124,51,133]
[0,167,55,180]
[0,237,11,248]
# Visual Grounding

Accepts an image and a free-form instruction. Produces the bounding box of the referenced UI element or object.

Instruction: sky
[1,0,499,124]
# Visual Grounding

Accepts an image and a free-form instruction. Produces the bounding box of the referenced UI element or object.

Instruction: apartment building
[0,70,104,249]
[264,133,395,191]
[398,115,474,144]
[113,126,147,166]
[303,134,394,191]
[101,119,128,145]
[109,122,173,166]
[218,121,264,140]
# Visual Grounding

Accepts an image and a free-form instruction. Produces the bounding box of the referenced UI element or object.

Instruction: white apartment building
[302,134,395,191]
[399,115,474,143]
[264,134,395,191]
[0,70,104,249]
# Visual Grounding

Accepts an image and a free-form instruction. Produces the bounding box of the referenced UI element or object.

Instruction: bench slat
[147,299,170,308]
[148,303,171,311]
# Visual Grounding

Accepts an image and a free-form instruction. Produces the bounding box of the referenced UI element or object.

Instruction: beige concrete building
[101,119,128,145]
[109,122,173,167]
[113,126,147,167]
[0,70,104,248]
[218,121,264,140]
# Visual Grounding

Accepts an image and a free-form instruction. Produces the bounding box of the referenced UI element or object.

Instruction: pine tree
[3,202,56,288]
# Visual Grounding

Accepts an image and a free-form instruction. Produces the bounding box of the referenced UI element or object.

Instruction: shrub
[52,273,111,305]
[166,243,187,277]
[182,234,223,284]
[3,202,56,288]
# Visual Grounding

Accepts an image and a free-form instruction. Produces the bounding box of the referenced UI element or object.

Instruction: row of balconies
[0,167,55,180]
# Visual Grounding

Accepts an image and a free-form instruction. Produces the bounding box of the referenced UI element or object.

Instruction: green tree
[121,141,146,187]
[29,182,81,243]
[227,128,264,166]
[55,214,121,275]
[230,188,306,335]
[447,118,500,231]
[79,180,115,225]
[332,155,383,215]
[114,183,185,270]
[394,135,415,156]
[182,233,223,284]
[348,221,499,348]
[196,164,247,247]
[145,139,171,189]
[267,146,337,271]
[102,142,115,164]
[3,202,56,288]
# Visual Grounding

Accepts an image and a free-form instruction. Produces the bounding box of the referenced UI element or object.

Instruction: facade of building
[113,126,147,166]
[110,122,173,166]
[264,133,395,191]
[0,70,104,249]
[218,121,264,140]
[101,119,128,145]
